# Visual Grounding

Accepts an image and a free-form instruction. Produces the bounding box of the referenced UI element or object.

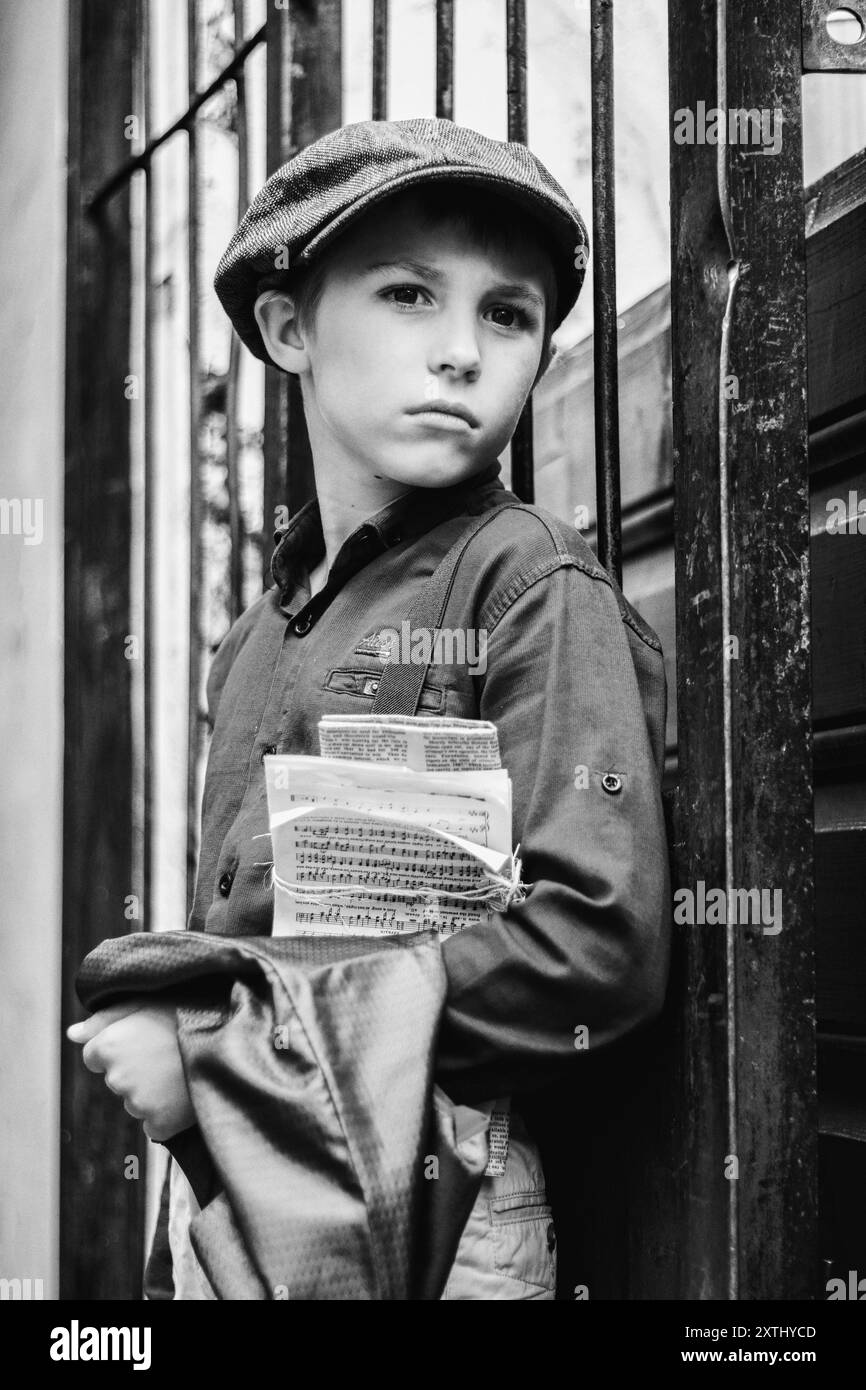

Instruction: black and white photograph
[1,0,865,1351]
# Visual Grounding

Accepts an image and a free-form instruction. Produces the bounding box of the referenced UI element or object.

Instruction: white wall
[0,0,67,1297]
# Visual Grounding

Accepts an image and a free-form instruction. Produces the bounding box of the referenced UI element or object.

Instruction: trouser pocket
[441,1116,557,1300]
[490,1188,557,1294]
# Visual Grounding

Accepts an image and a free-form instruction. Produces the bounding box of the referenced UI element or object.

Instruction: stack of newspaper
[262,714,525,939]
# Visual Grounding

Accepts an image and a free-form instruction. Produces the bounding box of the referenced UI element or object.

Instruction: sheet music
[263,754,514,937]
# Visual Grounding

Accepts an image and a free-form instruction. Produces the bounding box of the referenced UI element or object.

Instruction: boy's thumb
[66,1001,145,1043]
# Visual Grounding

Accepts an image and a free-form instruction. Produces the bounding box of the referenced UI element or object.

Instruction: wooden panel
[815,829,866,1031]
[819,1135,866,1280]
[806,151,866,425]
[810,455,866,724]
[61,0,147,1299]
[818,1030,866,1288]
[811,537,866,724]
[818,1035,866,1141]
[815,775,866,831]
[806,158,866,1280]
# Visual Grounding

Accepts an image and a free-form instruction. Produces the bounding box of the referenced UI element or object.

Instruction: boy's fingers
[66,1001,146,1045]
[81,1036,108,1074]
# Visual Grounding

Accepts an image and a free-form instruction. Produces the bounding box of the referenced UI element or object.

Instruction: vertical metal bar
[590,0,622,585]
[264,0,342,552]
[505,0,527,137]
[143,3,155,940]
[266,0,293,168]
[656,0,817,1300]
[720,0,816,1302]
[263,1,291,577]
[715,0,740,1296]
[435,0,454,120]
[226,0,248,623]
[186,0,204,920]
[61,0,146,1299]
[372,0,388,121]
[505,0,534,502]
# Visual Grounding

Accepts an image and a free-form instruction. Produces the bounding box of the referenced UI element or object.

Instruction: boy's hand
[67,1003,195,1142]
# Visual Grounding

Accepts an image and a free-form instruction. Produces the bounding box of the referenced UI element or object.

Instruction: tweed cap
[214,117,590,365]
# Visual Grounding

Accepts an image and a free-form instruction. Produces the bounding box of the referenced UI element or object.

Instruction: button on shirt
[189,460,672,1105]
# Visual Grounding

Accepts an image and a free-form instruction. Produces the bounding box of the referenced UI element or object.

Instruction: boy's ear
[253,290,310,374]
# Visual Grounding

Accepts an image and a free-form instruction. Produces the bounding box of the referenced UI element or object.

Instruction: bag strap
[371,501,522,1165]
[370,500,527,717]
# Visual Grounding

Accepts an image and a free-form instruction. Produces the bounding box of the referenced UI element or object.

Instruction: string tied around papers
[260,714,525,939]
[253,816,527,914]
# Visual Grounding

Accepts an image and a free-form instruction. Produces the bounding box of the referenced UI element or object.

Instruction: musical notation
[263,716,517,939]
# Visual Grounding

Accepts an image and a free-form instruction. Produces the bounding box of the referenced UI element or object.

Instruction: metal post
[61,0,147,1299]
[264,1,342,548]
[435,0,454,119]
[505,0,534,503]
[373,0,388,121]
[590,0,623,585]
[664,0,817,1298]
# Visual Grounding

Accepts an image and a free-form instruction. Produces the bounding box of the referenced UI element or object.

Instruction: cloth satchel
[78,930,497,1300]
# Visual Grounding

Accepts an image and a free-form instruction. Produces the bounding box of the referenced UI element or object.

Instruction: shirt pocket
[323,667,445,712]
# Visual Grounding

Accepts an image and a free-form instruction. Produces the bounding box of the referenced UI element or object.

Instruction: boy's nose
[428,318,481,380]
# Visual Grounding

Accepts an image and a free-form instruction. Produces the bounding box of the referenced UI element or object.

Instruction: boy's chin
[378,453,492,491]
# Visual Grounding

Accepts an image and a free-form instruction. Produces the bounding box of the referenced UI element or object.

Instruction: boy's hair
[259,182,560,369]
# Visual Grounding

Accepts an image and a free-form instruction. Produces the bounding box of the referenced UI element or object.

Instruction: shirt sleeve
[435,562,672,1106]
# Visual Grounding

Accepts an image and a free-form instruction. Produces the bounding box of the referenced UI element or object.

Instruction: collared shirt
[190,459,671,1105]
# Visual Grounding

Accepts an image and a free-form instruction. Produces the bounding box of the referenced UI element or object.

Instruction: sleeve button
[601,772,623,794]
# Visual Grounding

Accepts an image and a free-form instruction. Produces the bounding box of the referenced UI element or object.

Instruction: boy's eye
[382,284,431,308]
[486,304,533,330]
[380,285,538,331]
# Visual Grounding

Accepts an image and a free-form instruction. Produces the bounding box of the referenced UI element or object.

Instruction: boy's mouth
[405,401,480,429]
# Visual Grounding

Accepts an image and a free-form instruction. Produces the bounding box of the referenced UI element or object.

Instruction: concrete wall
[0,0,67,1298]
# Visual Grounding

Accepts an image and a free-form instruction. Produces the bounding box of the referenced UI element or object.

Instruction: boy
[69,118,671,1299]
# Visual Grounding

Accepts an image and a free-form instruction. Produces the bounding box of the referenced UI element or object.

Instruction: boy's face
[279,194,552,490]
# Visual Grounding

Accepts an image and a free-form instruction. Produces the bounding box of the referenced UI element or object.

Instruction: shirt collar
[269,459,506,602]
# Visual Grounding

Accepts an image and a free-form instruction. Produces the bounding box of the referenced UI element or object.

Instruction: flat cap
[214,117,590,365]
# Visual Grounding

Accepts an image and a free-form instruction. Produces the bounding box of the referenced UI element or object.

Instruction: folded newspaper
[260,714,526,939]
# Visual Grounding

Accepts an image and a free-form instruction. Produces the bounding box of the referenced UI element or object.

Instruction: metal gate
[62,0,865,1298]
